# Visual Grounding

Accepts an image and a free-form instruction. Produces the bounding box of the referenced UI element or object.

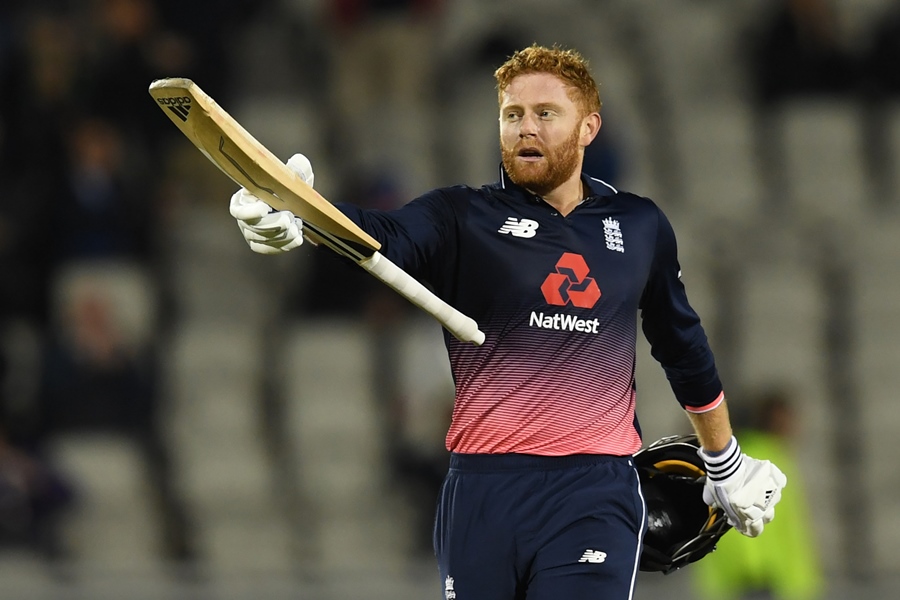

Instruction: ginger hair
[494,44,602,115]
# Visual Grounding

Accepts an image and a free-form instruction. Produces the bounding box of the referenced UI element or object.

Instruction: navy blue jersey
[337,167,723,456]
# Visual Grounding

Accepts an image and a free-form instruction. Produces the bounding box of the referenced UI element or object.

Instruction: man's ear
[580,112,601,147]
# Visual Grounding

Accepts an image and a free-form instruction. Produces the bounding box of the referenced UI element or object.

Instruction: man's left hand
[698,437,787,537]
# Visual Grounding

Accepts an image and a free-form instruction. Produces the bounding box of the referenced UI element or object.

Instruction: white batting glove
[228,153,314,255]
[698,436,787,537]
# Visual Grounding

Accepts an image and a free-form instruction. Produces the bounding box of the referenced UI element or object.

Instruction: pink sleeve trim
[684,391,725,414]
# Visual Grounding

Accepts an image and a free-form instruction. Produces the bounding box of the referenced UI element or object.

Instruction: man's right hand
[228,153,314,255]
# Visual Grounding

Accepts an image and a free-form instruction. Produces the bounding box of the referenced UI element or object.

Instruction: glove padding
[229,153,314,255]
[698,436,787,537]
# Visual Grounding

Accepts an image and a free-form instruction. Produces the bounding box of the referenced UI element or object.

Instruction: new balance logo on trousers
[578,549,607,564]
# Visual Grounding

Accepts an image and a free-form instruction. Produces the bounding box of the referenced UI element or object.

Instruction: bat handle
[359,252,485,346]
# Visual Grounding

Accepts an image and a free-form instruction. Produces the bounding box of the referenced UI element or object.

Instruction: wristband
[698,436,743,482]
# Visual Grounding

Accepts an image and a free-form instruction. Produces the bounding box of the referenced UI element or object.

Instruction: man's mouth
[517,147,544,161]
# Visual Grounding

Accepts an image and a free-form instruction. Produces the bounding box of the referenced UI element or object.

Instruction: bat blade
[149,77,380,257]
[148,77,485,345]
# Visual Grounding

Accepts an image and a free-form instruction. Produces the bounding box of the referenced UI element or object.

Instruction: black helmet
[635,434,732,574]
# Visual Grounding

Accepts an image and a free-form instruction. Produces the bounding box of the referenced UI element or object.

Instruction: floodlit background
[1,0,899,598]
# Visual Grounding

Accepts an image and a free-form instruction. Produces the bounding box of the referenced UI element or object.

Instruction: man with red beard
[229,45,786,599]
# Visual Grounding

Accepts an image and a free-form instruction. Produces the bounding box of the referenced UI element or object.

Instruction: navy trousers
[434,453,647,600]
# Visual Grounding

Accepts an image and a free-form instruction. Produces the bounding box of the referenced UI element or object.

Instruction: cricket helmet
[635,434,732,574]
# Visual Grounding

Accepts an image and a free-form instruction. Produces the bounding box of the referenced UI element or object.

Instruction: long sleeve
[639,208,724,411]
[336,187,466,299]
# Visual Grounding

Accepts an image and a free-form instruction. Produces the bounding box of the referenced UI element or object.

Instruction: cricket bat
[149,78,484,346]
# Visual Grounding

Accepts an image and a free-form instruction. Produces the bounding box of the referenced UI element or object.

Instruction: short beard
[501,126,582,197]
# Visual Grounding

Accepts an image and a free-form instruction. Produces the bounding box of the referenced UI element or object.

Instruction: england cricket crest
[444,575,456,599]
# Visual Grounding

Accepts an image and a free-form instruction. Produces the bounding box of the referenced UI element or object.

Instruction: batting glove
[229,153,314,255]
[697,436,787,537]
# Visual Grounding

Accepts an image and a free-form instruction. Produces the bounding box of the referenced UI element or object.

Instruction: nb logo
[498,217,539,238]
[578,549,607,564]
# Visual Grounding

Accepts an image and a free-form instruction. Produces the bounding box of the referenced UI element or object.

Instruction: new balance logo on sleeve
[578,549,607,563]
[498,217,539,238]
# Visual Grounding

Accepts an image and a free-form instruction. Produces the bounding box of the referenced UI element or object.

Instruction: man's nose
[519,113,539,137]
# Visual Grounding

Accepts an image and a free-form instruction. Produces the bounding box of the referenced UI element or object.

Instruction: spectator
[37,281,156,436]
[861,4,900,99]
[0,9,80,329]
[0,339,73,559]
[51,116,155,264]
[78,0,194,154]
[0,434,73,558]
[692,388,823,600]
[26,266,194,561]
[748,0,858,107]
[324,0,445,193]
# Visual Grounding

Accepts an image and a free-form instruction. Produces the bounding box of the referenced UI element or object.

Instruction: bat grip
[359,252,485,346]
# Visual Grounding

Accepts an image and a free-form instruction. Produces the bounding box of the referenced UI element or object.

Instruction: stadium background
[1,0,899,598]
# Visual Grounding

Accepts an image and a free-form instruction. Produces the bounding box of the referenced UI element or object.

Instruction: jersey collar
[497,165,618,205]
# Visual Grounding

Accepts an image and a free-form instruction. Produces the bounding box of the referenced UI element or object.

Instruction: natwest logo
[540,252,601,308]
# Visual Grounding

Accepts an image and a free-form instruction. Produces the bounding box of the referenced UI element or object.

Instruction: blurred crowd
[749,0,900,106]
[0,0,899,573]
[0,0,467,566]
[0,0,269,562]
